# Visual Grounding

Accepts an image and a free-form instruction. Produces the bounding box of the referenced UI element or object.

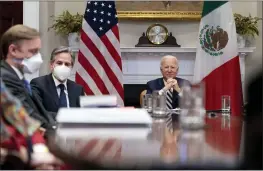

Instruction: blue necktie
[58,84,67,107]
[23,79,32,96]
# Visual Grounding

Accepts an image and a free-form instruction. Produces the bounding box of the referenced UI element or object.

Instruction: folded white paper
[80,95,117,107]
[57,127,151,139]
[56,108,153,125]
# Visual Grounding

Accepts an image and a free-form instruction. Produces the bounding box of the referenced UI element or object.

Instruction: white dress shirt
[11,65,23,80]
[52,75,70,108]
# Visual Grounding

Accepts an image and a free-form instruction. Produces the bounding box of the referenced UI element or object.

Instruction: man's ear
[49,62,54,71]
[8,44,17,57]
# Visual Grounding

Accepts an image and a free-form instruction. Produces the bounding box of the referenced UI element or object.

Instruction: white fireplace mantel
[70,47,256,92]
[119,47,256,54]
[72,47,256,54]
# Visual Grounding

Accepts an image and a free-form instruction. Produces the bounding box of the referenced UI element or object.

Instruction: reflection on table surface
[50,113,244,169]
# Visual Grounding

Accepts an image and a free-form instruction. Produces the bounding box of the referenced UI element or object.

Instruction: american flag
[76,1,124,106]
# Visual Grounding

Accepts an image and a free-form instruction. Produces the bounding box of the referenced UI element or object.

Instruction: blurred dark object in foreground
[1,155,32,170]
[241,71,262,169]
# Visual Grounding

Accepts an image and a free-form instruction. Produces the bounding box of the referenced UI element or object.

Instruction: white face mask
[22,53,43,74]
[53,65,72,82]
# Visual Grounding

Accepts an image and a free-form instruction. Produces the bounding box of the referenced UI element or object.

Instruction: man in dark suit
[146,55,191,109]
[0,25,56,130]
[30,46,85,119]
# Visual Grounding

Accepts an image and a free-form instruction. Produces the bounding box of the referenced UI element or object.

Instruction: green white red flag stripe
[193,1,243,116]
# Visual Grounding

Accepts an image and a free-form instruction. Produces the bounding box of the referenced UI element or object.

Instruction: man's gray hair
[160,55,178,67]
[50,46,74,65]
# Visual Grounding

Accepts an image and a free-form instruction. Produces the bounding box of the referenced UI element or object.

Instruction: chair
[139,90,147,107]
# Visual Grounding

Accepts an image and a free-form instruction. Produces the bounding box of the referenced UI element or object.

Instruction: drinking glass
[142,94,153,113]
[179,84,206,130]
[221,95,231,114]
[152,90,167,117]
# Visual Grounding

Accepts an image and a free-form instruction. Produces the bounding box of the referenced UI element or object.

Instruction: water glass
[221,115,231,129]
[179,84,206,130]
[142,94,153,112]
[152,90,167,117]
[221,95,231,113]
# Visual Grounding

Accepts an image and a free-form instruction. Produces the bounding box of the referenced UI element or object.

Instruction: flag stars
[107,20,110,24]
[107,12,111,16]
[93,18,96,21]
[86,9,90,12]
[99,27,103,31]
[100,19,103,23]
[108,4,112,8]
[94,2,98,5]
[100,11,104,15]
[87,1,91,4]
[101,3,105,7]
[93,10,97,13]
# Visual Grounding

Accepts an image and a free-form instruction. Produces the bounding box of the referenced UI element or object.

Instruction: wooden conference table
[48,113,244,169]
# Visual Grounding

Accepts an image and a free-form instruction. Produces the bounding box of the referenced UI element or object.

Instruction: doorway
[0,1,23,37]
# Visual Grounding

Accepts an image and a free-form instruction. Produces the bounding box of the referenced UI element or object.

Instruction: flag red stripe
[75,72,94,95]
[111,25,120,41]
[202,56,243,116]
[100,34,122,70]
[78,139,99,157]
[78,51,109,94]
[81,31,124,100]
[93,139,115,161]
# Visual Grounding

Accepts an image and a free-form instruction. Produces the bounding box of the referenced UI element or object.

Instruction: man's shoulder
[147,77,163,85]
[1,61,12,76]
[1,62,19,82]
[67,79,83,89]
[31,74,49,83]
[176,77,191,85]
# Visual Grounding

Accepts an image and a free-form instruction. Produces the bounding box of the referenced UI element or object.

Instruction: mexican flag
[193,1,243,116]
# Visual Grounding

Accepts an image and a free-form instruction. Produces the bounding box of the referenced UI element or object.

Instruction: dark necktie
[166,89,173,109]
[23,79,32,96]
[58,84,67,107]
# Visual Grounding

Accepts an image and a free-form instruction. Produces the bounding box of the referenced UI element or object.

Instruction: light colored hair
[0,24,40,60]
[160,55,178,68]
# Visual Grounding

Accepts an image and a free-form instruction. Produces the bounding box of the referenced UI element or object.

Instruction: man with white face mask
[30,46,85,117]
[0,25,56,130]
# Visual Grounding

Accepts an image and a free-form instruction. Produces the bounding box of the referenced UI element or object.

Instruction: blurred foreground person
[0,24,56,130]
[242,71,262,169]
[0,80,61,169]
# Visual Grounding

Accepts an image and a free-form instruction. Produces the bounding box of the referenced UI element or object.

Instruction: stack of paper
[56,108,153,140]
[79,95,118,107]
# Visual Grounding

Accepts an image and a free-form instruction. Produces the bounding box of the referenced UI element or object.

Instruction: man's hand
[163,78,174,91]
[164,78,181,93]
[171,79,181,93]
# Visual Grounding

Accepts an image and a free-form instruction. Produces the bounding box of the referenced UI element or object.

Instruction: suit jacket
[146,77,191,109]
[0,61,56,129]
[30,74,85,117]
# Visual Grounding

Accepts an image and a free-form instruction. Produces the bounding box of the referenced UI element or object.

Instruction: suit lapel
[1,61,21,80]
[47,74,59,106]
[67,80,74,107]
[158,78,165,90]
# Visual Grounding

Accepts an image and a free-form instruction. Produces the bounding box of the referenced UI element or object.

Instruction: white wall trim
[23,1,39,30]
[23,1,40,81]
